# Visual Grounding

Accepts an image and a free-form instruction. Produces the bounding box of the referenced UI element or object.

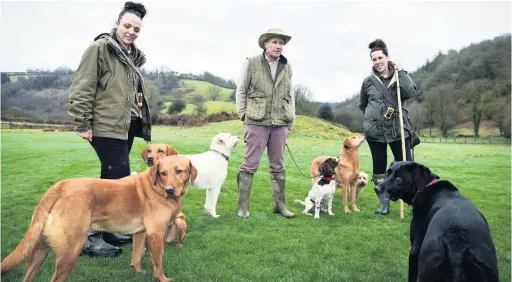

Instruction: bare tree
[207,85,222,101]
[293,84,314,115]
[462,79,493,137]
[407,101,424,131]
[433,84,456,137]
[487,96,511,137]
[423,91,438,137]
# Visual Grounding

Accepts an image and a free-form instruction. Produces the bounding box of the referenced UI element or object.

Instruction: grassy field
[172,80,234,102]
[1,118,510,281]
[418,120,502,138]
[162,101,237,115]
[7,74,33,83]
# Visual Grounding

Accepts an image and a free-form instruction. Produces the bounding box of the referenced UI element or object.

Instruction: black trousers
[367,138,412,175]
[89,119,142,179]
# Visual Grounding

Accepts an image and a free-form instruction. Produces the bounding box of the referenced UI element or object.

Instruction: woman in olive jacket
[68,2,151,258]
[359,39,420,215]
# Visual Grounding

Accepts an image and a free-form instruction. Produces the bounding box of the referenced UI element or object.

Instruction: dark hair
[118,2,147,21]
[369,39,388,57]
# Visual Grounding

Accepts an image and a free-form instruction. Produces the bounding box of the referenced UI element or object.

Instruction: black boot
[103,232,132,246]
[372,174,390,215]
[82,229,122,258]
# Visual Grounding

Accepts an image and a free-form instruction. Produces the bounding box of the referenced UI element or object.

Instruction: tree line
[2,34,510,139]
[1,67,236,124]
[321,33,511,138]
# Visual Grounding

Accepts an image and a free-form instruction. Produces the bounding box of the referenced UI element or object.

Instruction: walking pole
[395,65,405,221]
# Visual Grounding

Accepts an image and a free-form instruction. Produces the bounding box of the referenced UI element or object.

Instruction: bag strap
[369,75,398,109]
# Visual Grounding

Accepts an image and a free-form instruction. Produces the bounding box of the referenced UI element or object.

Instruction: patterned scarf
[94,29,146,93]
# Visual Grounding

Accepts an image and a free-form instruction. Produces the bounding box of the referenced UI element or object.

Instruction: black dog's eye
[395,177,403,184]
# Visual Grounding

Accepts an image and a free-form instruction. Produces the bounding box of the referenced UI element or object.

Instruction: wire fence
[419,136,510,144]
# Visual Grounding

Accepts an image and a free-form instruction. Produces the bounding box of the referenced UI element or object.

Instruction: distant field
[162,101,236,115]
[171,79,234,102]
[419,125,502,138]
[8,74,33,82]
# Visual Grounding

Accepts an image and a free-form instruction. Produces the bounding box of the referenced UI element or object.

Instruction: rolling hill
[170,79,234,103]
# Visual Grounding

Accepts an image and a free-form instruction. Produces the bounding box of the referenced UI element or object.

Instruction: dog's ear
[167,145,179,156]
[408,162,433,194]
[150,161,160,186]
[141,146,149,162]
[189,160,198,185]
[343,138,351,149]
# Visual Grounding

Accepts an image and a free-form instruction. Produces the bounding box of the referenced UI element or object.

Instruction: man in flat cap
[235,28,296,218]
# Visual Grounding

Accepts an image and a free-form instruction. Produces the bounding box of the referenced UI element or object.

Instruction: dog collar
[413,178,440,203]
[426,178,438,187]
[321,176,334,181]
[211,149,229,161]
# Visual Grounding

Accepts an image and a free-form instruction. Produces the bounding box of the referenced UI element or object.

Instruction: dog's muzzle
[146,157,155,166]
[165,185,176,199]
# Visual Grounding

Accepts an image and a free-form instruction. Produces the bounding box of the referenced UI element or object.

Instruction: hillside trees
[330,33,511,138]
[293,84,315,116]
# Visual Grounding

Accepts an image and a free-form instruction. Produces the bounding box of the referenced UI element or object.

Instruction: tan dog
[141,144,179,167]
[310,134,366,213]
[1,155,197,282]
[140,144,187,248]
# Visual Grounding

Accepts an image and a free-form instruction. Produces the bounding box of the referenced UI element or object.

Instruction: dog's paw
[204,208,220,218]
[156,276,172,282]
[328,212,335,216]
[344,208,351,214]
[131,264,144,273]
[314,215,320,219]
[353,207,360,213]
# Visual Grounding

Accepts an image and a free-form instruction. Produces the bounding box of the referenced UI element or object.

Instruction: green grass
[172,79,233,102]
[1,120,510,281]
[8,74,32,83]
[162,101,237,115]
[419,124,502,137]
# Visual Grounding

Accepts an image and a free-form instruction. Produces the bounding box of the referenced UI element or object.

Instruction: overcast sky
[1,1,510,102]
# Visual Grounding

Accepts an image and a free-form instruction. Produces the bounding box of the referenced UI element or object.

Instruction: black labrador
[375,161,499,282]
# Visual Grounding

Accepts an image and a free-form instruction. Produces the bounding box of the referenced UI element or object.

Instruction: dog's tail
[1,183,62,274]
[294,199,306,206]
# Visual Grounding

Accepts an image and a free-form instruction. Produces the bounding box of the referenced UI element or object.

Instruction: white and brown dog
[295,157,340,219]
[181,133,240,218]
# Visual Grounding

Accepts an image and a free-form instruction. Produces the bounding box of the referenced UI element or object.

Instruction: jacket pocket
[363,119,378,137]
[280,96,294,123]
[246,91,267,121]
